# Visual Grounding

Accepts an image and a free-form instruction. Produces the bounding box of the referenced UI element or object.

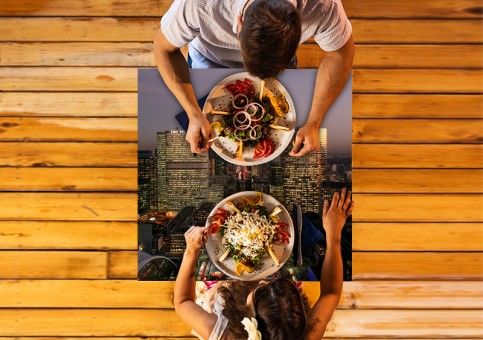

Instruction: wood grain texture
[352,169,483,193]
[352,19,483,43]
[353,194,482,222]
[3,43,482,69]
[353,144,483,168]
[108,251,137,279]
[1,280,481,309]
[353,223,483,251]
[353,119,483,143]
[0,142,137,167]
[0,221,136,250]
[299,44,483,69]
[0,92,137,117]
[0,168,137,191]
[0,67,137,91]
[1,0,482,18]
[0,193,136,221]
[353,69,483,93]
[353,252,483,280]
[2,18,481,43]
[0,309,479,337]
[352,94,483,119]
[0,251,107,279]
[0,117,137,141]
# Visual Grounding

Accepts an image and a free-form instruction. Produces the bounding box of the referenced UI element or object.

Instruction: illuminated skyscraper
[138,150,157,213]
[157,131,210,212]
[281,128,328,213]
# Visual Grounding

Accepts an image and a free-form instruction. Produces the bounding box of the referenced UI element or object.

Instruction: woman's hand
[322,188,353,242]
[184,225,209,256]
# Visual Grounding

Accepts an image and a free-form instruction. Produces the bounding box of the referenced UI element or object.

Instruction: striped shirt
[161,0,352,68]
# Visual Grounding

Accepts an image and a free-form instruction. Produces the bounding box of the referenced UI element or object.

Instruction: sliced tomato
[276,222,289,230]
[209,223,221,234]
[243,78,255,96]
[216,208,228,218]
[225,84,239,96]
[253,139,268,158]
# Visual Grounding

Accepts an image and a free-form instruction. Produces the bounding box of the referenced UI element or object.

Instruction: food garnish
[210,193,291,275]
[212,78,289,159]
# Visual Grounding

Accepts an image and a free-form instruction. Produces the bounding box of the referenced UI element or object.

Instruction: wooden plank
[0,221,136,250]
[353,252,482,280]
[0,142,137,167]
[0,309,479,337]
[0,168,137,191]
[0,117,137,141]
[109,251,137,279]
[0,0,172,16]
[0,92,137,117]
[353,119,483,144]
[0,42,155,67]
[0,18,160,42]
[352,19,483,43]
[353,223,482,251]
[353,69,483,93]
[0,193,136,221]
[2,68,481,94]
[298,44,483,69]
[344,0,483,19]
[3,43,482,69]
[1,280,481,309]
[2,18,481,43]
[354,194,482,222]
[352,169,483,193]
[0,67,137,92]
[353,144,483,169]
[0,251,107,279]
[353,94,483,119]
[0,0,481,18]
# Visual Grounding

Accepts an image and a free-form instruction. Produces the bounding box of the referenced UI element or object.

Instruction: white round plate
[203,72,296,166]
[205,191,294,281]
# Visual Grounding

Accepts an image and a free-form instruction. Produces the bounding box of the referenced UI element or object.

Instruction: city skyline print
[137,68,352,281]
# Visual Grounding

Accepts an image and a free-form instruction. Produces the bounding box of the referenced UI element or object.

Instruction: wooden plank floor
[0,0,482,338]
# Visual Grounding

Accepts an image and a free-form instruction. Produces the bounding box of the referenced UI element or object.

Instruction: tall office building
[281,128,328,213]
[157,131,210,212]
[138,150,157,213]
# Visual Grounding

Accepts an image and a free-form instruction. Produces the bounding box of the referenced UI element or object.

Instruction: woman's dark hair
[240,0,301,79]
[253,278,309,339]
[217,280,260,339]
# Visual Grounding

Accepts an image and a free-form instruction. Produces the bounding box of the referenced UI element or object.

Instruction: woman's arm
[174,225,217,339]
[305,189,353,340]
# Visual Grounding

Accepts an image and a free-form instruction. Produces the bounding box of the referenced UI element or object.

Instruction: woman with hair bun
[174,189,353,339]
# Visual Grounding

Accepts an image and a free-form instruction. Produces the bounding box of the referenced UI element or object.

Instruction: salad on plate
[207,192,291,276]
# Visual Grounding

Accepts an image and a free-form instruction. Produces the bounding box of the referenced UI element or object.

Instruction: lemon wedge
[210,121,223,135]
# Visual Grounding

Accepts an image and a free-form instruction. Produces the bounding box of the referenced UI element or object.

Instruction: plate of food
[203,72,296,165]
[205,191,294,281]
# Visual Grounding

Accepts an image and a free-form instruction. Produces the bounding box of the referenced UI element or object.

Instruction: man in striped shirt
[154,0,354,156]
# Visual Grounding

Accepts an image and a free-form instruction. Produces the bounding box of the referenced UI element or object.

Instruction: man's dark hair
[240,0,301,79]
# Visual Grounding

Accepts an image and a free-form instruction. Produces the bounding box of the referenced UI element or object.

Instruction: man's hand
[322,188,353,242]
[186,114,214,154]
[289,123,320,157]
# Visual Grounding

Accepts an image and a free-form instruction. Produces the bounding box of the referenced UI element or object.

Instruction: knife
[296,204,303,267]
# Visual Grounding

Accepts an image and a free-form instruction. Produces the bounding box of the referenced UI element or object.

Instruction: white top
[192,282,229,340]
[161,0,352,68]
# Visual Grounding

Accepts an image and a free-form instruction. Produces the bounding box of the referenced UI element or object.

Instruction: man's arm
[290,34,354,157]
[153,30,213,153]
[305,189,353,340]
[174,226,217,339]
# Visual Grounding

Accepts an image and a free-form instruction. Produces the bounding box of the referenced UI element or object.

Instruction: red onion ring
[232,94,248,109]
[249,125,262,140]
[233,111,252,129]
[244,102,265,122]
